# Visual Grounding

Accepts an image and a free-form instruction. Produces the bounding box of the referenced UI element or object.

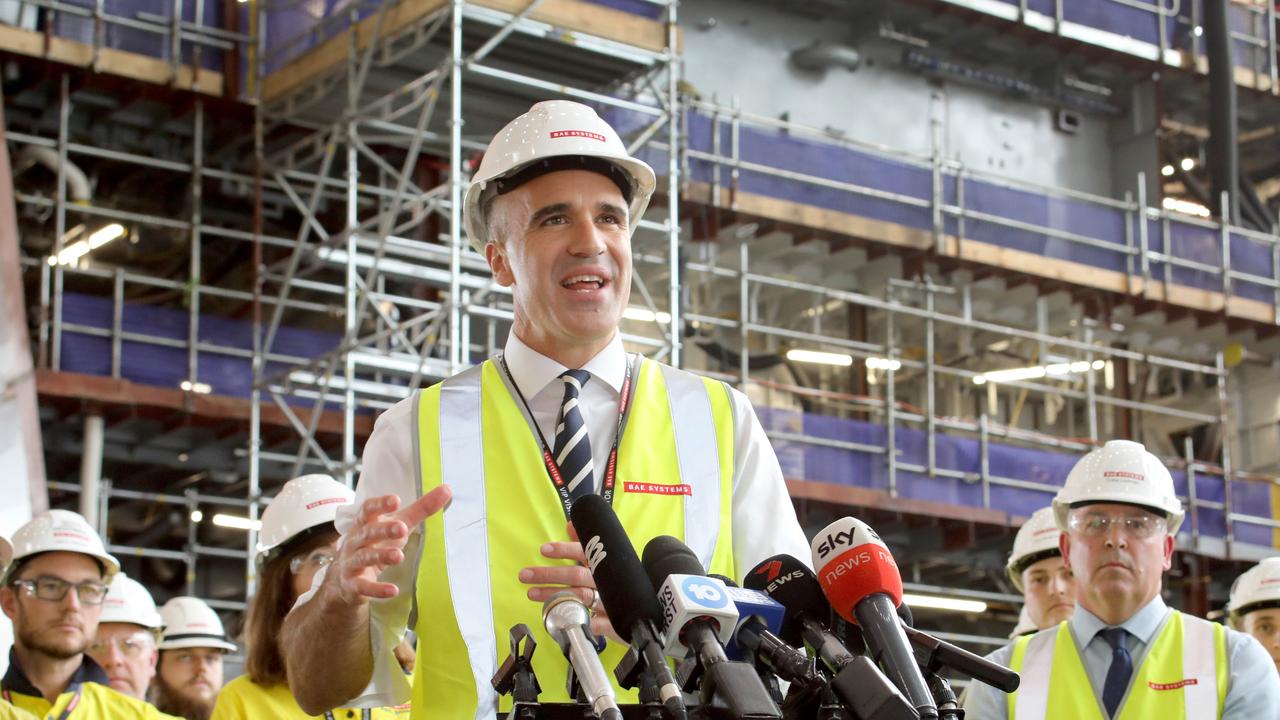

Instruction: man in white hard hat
[281,99,810,718]
[86,572,163,700]
[965,440,1280,719]
[0,509,177,718]
[1007,507,1076,633]
[151,596,235,720]
[1227,558,1280,674]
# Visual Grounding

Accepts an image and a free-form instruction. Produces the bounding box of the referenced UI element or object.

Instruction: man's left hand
[518,523,621,641]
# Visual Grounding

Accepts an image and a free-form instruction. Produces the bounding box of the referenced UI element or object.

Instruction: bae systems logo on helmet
[550,130,607,142]
[1103,470,1144,482]
[585,536,607,573]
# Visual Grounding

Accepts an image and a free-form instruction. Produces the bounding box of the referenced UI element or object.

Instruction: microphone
[709,574,822,699]
[812,518,937,720]
[744,555,918,720]
[898,618,1020,693]
[642,536,781,719]
[542,591,623,720]
[569,495,687,720]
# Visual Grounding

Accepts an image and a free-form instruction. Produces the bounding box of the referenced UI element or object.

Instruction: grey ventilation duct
[790,42,862,74]
[15,145,91,202]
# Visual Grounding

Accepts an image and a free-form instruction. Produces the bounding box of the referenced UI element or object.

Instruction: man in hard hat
[87,573,163,700]
[0,510,177,718]
[150,596,235,720]
[280,100,811,718]
[965,440,1280,718]
[1227,558,1280,674]
[1007,506,1076,633]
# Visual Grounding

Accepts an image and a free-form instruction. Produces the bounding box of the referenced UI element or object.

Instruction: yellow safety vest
[209,675,411,720]
[412,357,737,719]
[4,681,178,719]
[1007,611,1229,720]
[0,700,37,720]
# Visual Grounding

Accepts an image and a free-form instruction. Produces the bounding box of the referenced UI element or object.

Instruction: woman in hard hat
[210,475,409,719]
[1228,557,1280,674]
[152,596,236,720]
[1005,506,1075,633]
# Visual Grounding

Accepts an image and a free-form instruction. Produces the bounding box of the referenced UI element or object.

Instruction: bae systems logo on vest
[1148,679,1198,691]
[585,536,607,573]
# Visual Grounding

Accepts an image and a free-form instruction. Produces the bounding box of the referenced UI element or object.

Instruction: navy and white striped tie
[552,369,594,499]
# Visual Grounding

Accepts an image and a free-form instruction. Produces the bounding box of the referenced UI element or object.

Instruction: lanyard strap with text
[3,687,82,720]
[324,710,372,720]
[498,353,638,519]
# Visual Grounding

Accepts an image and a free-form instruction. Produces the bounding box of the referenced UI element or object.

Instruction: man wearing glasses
[0,510,178,718]
[87,573,163,700]
[964,440,1280,719]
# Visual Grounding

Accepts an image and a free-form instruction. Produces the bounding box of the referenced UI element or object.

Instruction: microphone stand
[491,624,543,720]
[617,645,666,720]
[924,675,962,720]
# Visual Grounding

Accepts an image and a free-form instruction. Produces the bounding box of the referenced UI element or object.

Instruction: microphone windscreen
[810,517,903,623]
[641,535,704,590]
[742,554,829,646]
[569,494,662,643]
[896,601,914,628]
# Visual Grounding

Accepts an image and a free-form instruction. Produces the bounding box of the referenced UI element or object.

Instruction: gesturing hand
[331,486,452,605]
[519,522,621,641]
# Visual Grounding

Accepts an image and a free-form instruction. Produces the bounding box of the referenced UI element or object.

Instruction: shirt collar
[502,332,627,398]
[1071,594,1169,646]
[2,648,109,698]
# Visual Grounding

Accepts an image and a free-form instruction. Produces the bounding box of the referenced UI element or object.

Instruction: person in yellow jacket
[1228,557,1280,674]
[0,700,37,720]
[210,475,410,720]
[0,511,178,719]
[964,440,1280,719]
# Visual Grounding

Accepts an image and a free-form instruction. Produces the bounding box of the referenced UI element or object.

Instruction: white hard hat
[0,535,11,576]
[1052,440,1184,536]
[158,596,236,652]
[100,572,163,629]
[1227,557,1280,629]
[462,100,657,254]
[1007,507,1063,591]
[1009,606,1037,639]
[255,474,353,567]
[3,510,119,584]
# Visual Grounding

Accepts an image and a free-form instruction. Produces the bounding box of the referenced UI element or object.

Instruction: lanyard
[497,353,639,519]
[3,687,82,720]
[324,711,371,720]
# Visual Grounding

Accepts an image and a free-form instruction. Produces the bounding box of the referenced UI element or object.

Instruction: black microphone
[744,555,918,720]
[898,618,1019,693]
[642,536,781,719]
[709,574,824,701]
[569,495,687,720]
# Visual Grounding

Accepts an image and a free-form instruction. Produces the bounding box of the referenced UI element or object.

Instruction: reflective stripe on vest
[411,358,737,719]
[1008,611,1227,720]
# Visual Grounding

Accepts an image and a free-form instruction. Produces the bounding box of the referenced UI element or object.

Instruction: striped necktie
[552,369,594,499]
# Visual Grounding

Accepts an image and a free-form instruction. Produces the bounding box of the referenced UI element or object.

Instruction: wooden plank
[0,25,223,95]
[785,478,1016,528]
[263,0,671,103]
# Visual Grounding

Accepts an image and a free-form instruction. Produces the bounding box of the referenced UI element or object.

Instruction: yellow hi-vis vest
[411,357,738,720]
[1007,611,1228,720]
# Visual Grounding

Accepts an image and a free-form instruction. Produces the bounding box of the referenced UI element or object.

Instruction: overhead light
[865,357,902,371]
[190,510,204,523]
[48,223,126,266]
[623,306,671,324]
[1193,25,1203,37]
[1179,157,1196,171]
[973,359,1105,385]
[180,380,213,394]
[786,348,854,367]
[1161,165,1175,177]
[212,513,261,531]
[1162,197,1211,218]
[902,593,988,614]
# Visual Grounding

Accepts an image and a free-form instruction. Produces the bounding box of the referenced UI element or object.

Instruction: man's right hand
[329,485,452,605]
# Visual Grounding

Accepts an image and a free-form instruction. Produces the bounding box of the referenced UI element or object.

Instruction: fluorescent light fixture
[865,357,902,371]
[1162,197,1211,218]
[180,380,213,394]
[1193,25,1203,37]
[1179,157,1196,171]
[622,306,671,324]
[211,513,261,531]
[1160,165,1175,177]
[785,348,854,367]
[190,510,204,523]
[974,359,1105,385]
[902,593,988,614]
[48,223,126,266]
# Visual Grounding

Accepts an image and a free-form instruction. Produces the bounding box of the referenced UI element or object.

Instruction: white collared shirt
[302,332,812,707]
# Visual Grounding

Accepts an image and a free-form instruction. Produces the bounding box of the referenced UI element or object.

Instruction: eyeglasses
[1067,511,1166,539]
[11,576,108,605]
[289,549,335,574]
[87,633,155,659]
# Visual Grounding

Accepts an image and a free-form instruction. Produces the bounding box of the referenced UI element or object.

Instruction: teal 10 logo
[681,577,729,609]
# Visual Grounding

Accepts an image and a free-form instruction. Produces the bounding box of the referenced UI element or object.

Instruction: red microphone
[811,518,937,719]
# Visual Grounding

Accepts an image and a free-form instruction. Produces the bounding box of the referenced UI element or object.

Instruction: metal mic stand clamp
[615,645,665,720]
[492,624,543,720]
[924,675,961,720]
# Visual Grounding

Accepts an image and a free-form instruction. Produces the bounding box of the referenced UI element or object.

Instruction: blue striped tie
[552,370,594,500]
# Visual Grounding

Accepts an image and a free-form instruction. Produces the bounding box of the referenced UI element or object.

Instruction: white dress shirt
[302,331,812,707]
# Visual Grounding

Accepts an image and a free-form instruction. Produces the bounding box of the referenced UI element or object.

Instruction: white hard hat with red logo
[1006,507,1063,591]
[1227,557,1280,629]
[2,509,120,584]
[462,100,657,253]
[255,474,354,567]
[1052,439,1184,535]
[100,572,163,629]
[158,596,236,652]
